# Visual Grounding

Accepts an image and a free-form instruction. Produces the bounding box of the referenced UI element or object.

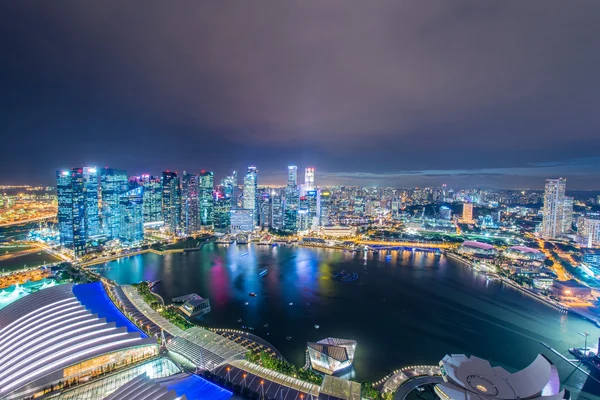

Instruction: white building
[436,353,569,400]
[541,178,567,239]
[305,167,315,191]
[580,217,600,247]
[230,209,255,233]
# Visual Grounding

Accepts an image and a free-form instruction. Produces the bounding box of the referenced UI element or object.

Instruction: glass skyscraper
[271,193,283,230]
[141,175,162,224]
[319,190,331,226]
[82,167,100,238]
[199,171,214,229]
[162,171,181,235]
[101,168,128,240]
[214,194,232,233]
[243,166,258,226]
[119,187,144,244]
[56,169,86,256]
[181,171,200,234]
[284,166,299,232]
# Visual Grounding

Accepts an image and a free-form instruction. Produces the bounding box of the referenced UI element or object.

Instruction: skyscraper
[284,166,299,232]
[199,171,214,229]
[82,167,100,238]
[214,193,232,233]
[271,193,283,229]
[259,192,271,228]
[243,166,258,226]
[181,171,200,234]
[306,190,319,230]
[162,171,181,235]
[462,203,474,224]
[541,178,567,239]
[562,196,574,234]
[56,169,86,256]
[220,171,237,201]
[288,166,298,186]
[100,168,128,240]
[140,175,162,224]
[319,190,331,226]
[119,187,144,244]
[305,167,315,191]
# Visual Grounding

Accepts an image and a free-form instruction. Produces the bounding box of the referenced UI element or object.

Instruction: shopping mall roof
[0,282,156,399]
[320,375,362,400]
[435,354,568,400]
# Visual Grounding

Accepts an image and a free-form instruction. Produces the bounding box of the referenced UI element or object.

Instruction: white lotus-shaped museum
[435,354,569,400]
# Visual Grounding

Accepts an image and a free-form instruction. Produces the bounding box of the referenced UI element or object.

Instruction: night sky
[1,1,600,188]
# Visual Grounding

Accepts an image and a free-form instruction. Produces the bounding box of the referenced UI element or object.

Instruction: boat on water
[264,323,269,328]
[288,302,293,306]
[258,269,268,277]
[249,292,256,297]
[286,336,292,340]
[314,325,320,329]
[237,318,242,322]
[245,302,249,306]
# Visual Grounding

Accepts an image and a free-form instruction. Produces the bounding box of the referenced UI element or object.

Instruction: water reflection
[101,243,600,397]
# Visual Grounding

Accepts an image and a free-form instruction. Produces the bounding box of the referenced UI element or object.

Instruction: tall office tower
[119,187,144,244]
[243,166,258,226]
[140,175,162,224]
[181,171,200,234]
[82,167,100,238]
[288,166,298,186]
[305,167,315,191]
[562,196,574,234]
[541,178,567,239]
[199,171,214,229]
[162,171,181,235]
[100,168,128,240]
[462,203,474,223]
[214,193,232,233]
[298,196,311,231]
[284,166,299,232]
[220,170,237,200]
[56,169,86,256]
[319,190,331,226]
[391,198,400,217]
[259,192,271,228]
[306,190,319,230]
[271,194,284,229]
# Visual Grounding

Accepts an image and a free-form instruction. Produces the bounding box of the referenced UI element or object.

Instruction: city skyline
[2,1,600,188]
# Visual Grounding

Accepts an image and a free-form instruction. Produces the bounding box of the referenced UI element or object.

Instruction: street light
[579,332,590,357]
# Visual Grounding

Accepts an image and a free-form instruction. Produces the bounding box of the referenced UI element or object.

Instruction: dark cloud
[1,1,600,187]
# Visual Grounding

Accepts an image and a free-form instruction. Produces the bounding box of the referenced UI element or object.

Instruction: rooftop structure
[307,337,357,375]
[0,282,158,399]
[505,246,546,261]
[103,372,182,400]
[166,326,246,370]
[179,295,211,318]
[320,375,362,400]
[435,354,569,400]
[459,241,498,257]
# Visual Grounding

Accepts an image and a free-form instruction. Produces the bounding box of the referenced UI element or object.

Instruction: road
[394,376,443,400]
[0,214,56,228]
[356,240,453,249]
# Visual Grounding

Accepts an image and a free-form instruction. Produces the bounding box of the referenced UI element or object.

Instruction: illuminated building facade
[214,194,232,233]
[580,217,600,247]
[305,167,315,191]
[162,171,181,235]
[101,168,128,240]
[319,190,331,226]
[0,282,158,399]
[284,166,299,232]
[562,196,574,234]
[541,178,567,239]
[199,171,214,228]
[119,187,144,244]
[271,193,283,229]
[243,166,258,226]
[307,338,357,375]
[57,169,84,255]
[230,208,254,233]
[307,190,319,230]
[83,167,101,238]
[461,202,474,223]
[259,192,271,228]
[140,175,162,224]
[181,171,200,234]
